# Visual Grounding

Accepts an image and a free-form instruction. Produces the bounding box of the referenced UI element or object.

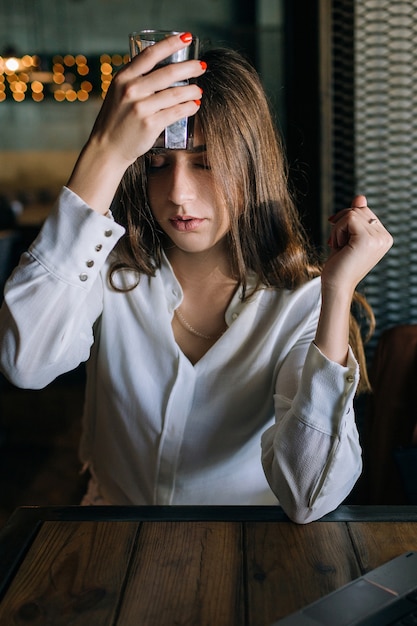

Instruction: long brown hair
[111,48,315,287]
[111,46,373,392]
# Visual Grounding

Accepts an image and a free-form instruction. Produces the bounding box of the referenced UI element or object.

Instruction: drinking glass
[129,30,199,149]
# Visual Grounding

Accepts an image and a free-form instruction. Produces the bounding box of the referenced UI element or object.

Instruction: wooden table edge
[1,504,417,601]
[4,504,417,525]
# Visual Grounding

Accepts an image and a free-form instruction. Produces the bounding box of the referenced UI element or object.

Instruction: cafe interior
[1,0,416,521]
[0,0,283,528]
[1,0,417,623]
[0,0,417,626]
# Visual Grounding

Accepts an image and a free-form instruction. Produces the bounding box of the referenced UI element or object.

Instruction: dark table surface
[1,504,417,625]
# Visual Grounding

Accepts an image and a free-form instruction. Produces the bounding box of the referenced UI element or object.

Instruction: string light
[0,52,129,102]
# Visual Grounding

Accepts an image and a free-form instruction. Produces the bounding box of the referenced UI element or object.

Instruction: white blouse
[0,187,362,523]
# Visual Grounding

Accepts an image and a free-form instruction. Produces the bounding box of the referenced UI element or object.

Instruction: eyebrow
[150,144,207,155]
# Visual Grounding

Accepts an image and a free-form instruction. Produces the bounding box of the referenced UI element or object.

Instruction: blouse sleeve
[261,340,362,524]
[0,187,125,389]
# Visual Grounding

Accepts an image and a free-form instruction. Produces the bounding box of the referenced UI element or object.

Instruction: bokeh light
[0,51,125,102]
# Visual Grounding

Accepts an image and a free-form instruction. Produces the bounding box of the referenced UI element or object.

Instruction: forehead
[148,120,206,157]
[182,121,205,154]
[149,145,207,159]
[192,121,204,149]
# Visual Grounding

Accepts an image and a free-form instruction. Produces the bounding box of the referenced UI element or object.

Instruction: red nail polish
[180,32,193,43]
[194,99,201,106]
[200,61,207,70]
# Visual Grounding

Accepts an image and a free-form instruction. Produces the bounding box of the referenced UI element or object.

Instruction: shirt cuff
[291,341,359,435]
[28,186,125,289]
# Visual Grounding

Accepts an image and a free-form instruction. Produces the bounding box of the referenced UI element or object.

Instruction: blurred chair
[0,229,21,447]
[359,324,417,504]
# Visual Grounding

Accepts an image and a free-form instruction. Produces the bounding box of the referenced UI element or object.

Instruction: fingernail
[180,32,193,43]
[200,61,207,70]
[194,99,201,106]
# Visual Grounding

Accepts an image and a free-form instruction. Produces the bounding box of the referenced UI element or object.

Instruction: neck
[166,243,237,291]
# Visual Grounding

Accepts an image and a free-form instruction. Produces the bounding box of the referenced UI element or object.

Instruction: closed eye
[148,153,168,170]
[147,148,211,171]
[191,153,211,170]
[194,160,211,170]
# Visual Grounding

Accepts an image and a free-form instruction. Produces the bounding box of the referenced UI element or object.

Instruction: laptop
[271,551,417,625]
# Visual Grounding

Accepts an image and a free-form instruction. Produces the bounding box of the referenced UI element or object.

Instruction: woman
[0,34,393,522]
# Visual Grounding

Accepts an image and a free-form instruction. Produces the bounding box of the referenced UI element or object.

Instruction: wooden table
[1,505,417,625]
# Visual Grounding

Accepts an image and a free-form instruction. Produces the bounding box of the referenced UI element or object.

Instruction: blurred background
[1,0,416,522]
[0,1,284,210]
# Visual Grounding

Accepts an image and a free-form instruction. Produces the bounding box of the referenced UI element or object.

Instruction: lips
[169,216,205,232]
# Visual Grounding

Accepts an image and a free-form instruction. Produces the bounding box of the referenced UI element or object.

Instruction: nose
[166,161,195,208]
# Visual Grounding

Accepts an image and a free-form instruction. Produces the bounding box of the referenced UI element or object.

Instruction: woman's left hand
[322,194,393,296]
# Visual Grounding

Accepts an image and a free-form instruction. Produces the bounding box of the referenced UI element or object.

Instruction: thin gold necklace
[174,307,223,340]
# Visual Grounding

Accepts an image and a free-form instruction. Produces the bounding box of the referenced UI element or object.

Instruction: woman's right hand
[67,32,206,214]
[90,32,205,165]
